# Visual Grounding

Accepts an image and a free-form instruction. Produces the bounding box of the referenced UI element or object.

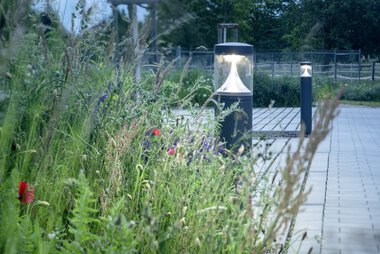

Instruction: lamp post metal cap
[215,42,253,55]
[300,61,312,66]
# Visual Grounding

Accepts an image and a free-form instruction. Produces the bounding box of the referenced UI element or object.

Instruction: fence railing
[255,62,380,81]
[151,48,379,81]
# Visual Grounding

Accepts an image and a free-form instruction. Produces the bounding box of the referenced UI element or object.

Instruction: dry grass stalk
[258,94,340,251]
[282,96,340,251]
[101,120,141,214]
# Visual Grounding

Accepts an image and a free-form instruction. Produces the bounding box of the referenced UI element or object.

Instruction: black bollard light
[214,42,253,153]
[300,62,313,135]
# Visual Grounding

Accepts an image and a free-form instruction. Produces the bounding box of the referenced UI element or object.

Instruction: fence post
[290,52,293,76]
[358,49,361,81]
[334,50,337,81]
[350,63,353,81]
[291,62,293,76]
[372,62,376,81]
[175,46,181,68]
[271,53,274,78]
[176,46,181,58]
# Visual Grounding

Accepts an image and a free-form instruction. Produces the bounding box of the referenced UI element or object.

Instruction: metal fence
[157,48,380,81]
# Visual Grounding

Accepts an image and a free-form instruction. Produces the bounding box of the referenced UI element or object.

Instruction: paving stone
[288,106,380,253]
[200,106,380,253]
[167,107,380,253]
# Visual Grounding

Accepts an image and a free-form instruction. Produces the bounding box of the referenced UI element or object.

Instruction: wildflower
[152,128,161,137]
[142,139,152,150]
[48,232,56,240]
[202,138,212,152]
[99,92,109,103]
[216,145,225,155]
[94,84,112,113]
[168,147,175,155]
[18,181,35,204]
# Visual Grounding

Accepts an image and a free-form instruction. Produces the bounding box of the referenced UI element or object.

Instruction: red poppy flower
[168,148,175,155]
[18,181,35,204]
[152,128,161,137]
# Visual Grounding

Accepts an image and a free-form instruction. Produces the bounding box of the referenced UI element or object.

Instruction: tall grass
[0,4,339,253]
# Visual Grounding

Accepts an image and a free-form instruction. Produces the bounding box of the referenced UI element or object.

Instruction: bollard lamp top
[216,55,251,95]
[214,42,254,95]
[300,62,312,77]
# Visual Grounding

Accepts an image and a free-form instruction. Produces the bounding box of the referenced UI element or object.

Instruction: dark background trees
[2,0,379,57]
[155,0,380,58]
[282,0,380,57]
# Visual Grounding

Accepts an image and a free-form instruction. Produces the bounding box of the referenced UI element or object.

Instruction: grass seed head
[144,183,151,190]
[110,138,117,148]
[151,240,159,250]
[182,206,188,216]
[237,144,245,156]
[195,237,202,247]
[34,200,50,207]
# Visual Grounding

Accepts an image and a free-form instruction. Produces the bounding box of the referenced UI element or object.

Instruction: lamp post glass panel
[214,43,253,153]
[300,62,313,135]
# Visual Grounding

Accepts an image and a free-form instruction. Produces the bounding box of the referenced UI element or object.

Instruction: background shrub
[253,74,300,107]
[340,82,380,101]
[157,65,380,108]
[166,69,213,106]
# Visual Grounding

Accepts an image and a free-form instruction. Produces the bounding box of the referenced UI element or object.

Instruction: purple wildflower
[99,92,109,103]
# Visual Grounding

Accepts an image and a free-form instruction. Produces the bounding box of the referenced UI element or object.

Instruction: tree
[156,0,226,50]
[154,0,380,57]
[241,0,289,49]
[155,0,300,50]
[283,0,380,57]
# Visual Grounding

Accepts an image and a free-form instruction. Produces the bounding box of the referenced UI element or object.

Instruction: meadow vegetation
[0,5,340,254]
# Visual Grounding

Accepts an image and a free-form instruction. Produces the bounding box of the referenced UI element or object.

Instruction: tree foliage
[156,0,380,57]
[282,0,380,57]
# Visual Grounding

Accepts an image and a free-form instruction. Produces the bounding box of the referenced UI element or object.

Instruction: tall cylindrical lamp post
[214,43,253,153]
[300,62,312,135]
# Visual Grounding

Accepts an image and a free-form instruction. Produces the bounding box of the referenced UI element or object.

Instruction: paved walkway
[252,106,380,253]
[171,105,380,253]
[285,106,380,254]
